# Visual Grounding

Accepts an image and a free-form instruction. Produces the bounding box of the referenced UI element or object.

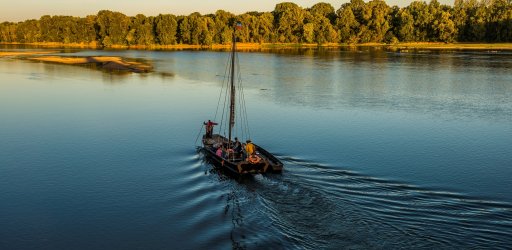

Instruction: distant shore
[2,42,510,74]
[0,50,59,56]
[2,42,512,51]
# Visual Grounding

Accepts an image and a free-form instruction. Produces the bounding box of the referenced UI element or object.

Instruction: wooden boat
[201,22,283,175]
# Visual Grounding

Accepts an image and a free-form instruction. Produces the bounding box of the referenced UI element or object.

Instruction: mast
[228,23,237,146]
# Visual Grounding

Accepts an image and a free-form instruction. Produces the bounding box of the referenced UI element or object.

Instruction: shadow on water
[196,150,512,249]
[196,148,252,249]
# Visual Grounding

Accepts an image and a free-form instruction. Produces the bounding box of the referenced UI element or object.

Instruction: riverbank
[0,50,58,56]
[386,42,512,51]
[3,42,512,51]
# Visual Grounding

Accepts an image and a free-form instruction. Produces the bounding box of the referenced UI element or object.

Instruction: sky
[1,0,454,22]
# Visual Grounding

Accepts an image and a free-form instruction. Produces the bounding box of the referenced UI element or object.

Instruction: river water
[1,47,511,249]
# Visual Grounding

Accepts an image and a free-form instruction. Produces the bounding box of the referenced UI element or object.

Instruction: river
[1,47,511,249]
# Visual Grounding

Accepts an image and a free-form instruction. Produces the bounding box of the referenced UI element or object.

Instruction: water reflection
[200,153,512,249]
[240,49,512,122]
[225,190,246,250]
[1,47,511,249]
[15,45,509,123]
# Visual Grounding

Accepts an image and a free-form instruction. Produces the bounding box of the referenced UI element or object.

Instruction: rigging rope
[194,124,205,146]
[209,35,252,143]
[215,51,232,137]
[236,51,251,140]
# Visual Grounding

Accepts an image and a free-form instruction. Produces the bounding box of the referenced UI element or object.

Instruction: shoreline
[2,41,510,74]
[2,42,512,51]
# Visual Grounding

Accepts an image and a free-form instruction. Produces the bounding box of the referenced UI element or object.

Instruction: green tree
[16,19,40,43]
[303,22,315,43]
[155,14,178,45]
[436,10,457,42]
[238,13,257,42]
[364,0,392,42]
[178,13,213,45]
[78,15,98,43]
[310,2,337,23]
[465,0,488,42]
[396,8,415,41]
[336,3,360,43]
[39,15,55,42]
[0,22,18,42]
[304,12,337,44]
[96,10,131,46]
[406,1,433,41]
[55,16,79,43]
[256,12,275,43]
[453,0,468,41]
[127,14,155,46]
[306,3,337,44]
[487,0,512,42]
[274,2,306,42]
[212,10,235,44]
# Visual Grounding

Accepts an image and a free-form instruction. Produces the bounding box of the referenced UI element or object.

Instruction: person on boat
[240,142,247,160]
[216,146,224,158]
[233,137,242,153]
[203,120,218,138]
[245,139,255,156]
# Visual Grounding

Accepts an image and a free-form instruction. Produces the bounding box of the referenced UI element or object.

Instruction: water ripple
[190,149,512,249]
[273,156,512,249]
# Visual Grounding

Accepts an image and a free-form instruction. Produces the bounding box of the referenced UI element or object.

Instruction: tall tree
[257,12,276,43]
[274,2,306,42]
[127,14,155,46]
[407,1,433,41]
[212,10,235,44]
[465,0,488,42]
[178,13,213,45]
[155,14,178,45]
[310,2,337,23]
[306,2,338,44]
[336,2,360,43]
[396,8,415,41]
[96,10,131,46]
[16,19,40,43]
[238,13,257,43]
[364,0,392,42]
[486,0,512,42]
[0,22,17,42]
[453,0,469,41]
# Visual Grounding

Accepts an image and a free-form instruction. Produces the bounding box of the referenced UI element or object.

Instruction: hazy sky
[1,0,454,22]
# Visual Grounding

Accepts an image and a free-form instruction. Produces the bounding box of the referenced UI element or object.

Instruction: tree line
[1,0,512,46]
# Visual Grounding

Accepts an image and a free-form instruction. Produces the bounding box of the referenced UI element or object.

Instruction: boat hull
[202,134,283,175]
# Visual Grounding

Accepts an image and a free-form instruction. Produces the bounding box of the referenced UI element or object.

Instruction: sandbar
[30,56,152,73]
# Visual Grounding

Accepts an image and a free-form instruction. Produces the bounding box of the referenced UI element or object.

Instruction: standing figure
[233,137,242,153]
[203,119,218,138]
[245,139,255,156]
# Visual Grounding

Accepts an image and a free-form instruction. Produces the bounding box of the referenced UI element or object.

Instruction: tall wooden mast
[228,24,237,146]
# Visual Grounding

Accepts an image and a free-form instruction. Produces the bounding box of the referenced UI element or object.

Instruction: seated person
[216,146,224,158]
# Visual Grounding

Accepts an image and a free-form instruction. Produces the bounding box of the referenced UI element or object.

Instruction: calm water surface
[1,47,511,249]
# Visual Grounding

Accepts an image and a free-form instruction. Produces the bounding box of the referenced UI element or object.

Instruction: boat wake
[204,154,512,249]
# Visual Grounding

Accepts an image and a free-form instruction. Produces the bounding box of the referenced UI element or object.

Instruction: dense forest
[1,0,512,46]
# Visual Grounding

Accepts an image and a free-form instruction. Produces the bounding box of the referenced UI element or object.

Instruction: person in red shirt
[203,120,218,138]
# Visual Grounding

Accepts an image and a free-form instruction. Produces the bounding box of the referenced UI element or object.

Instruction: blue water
[0,48,511,249]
